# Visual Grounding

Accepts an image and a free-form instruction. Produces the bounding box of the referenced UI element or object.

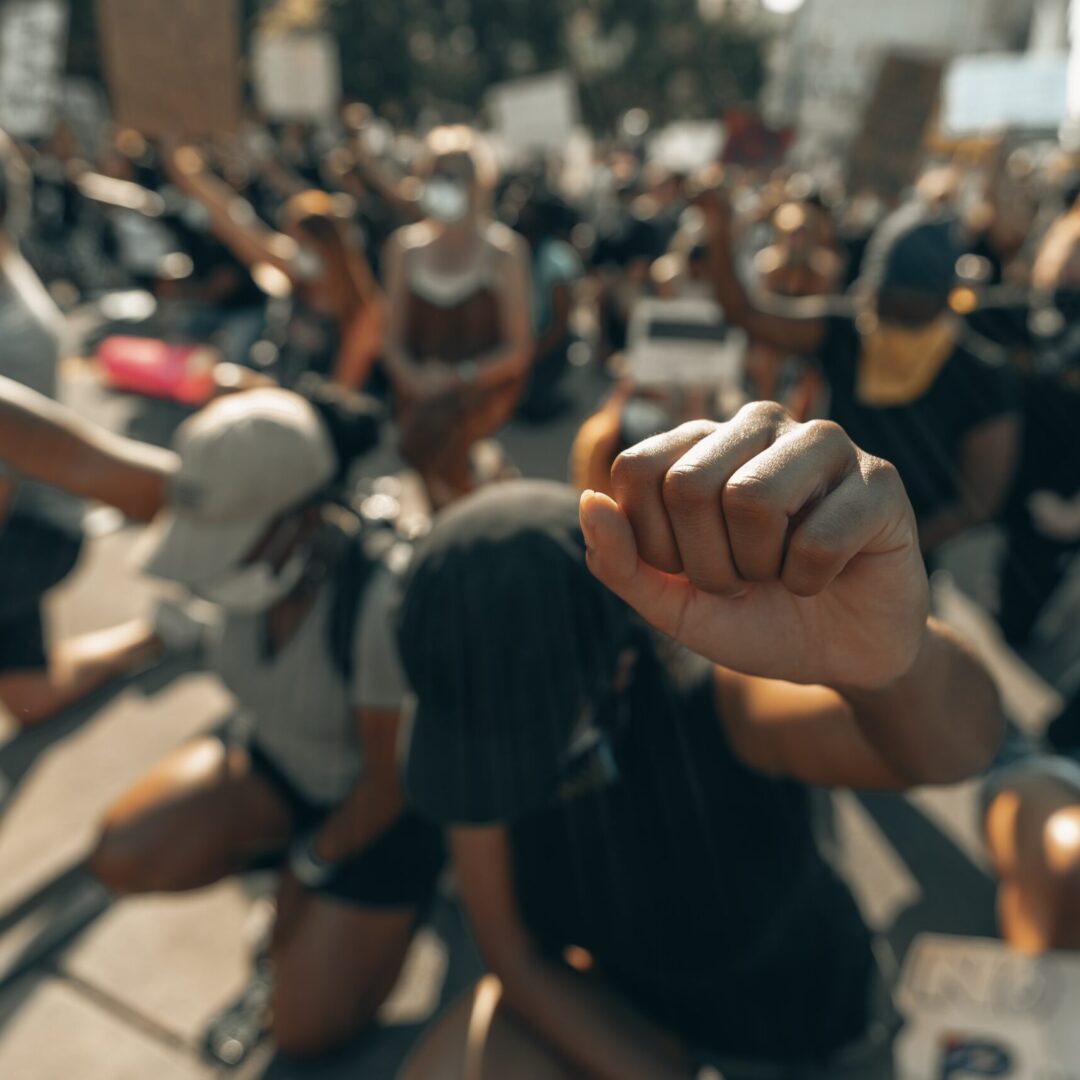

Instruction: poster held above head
[486,71,580,161]
[95,0,241,137]
[0,0,69,140]
[847,54,944,198]
[252,31,341,122]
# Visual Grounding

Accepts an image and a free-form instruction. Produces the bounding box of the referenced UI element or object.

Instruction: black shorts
[0,605,47,674]
[245,739,444,909]
[0,513,82,674]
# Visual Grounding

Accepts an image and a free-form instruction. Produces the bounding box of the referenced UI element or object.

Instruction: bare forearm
[500,956,692,1080]
[470,340,533,390]
[0,382,174,520]
[313,775,404,863]
[838,617,1004,785]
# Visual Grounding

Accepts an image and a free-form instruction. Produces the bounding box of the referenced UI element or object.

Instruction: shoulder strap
[327,515,398,684]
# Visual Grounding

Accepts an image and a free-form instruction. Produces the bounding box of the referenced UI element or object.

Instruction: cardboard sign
[0,0,68,139]
[627,298,746,388]
[897,934,1080,1079]
[252,31,341,121]
[96,0,241,137]
[486,71,580,159]
[944,53,1068,137]
[848,54,944,196]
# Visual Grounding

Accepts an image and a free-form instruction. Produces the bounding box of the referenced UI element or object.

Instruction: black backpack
[326,514,400,684]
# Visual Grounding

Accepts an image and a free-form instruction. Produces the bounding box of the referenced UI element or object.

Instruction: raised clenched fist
[580,402,929,690]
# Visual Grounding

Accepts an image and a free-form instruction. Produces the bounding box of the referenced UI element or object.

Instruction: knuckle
[803,418,849,449]
[787,530,838,574]
[737,399,788,427]
[611,447,658,494]
[662,464,714,508]
[722,475,776,522]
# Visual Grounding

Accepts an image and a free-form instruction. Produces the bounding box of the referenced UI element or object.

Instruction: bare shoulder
[484,221,529,264]
[391,221,440,257]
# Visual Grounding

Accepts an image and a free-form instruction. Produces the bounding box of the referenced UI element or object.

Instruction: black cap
[398,480,632,824]
[858,204,961,300]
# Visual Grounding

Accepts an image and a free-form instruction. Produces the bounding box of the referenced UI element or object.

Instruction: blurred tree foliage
[68,0,765,130]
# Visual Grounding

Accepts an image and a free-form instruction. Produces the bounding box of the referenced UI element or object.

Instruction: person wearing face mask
[163,143,385,391]
[86,388,443,1061]
[382,125,533,509]
[700,189,1022,554]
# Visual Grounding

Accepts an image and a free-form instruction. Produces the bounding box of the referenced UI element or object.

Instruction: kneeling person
[399,404,1003,1078]
[89,390,442,1058]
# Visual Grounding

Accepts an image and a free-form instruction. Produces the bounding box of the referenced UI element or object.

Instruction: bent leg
[90,737,292,895]
[985,772,1080,952]
[398,976,585,1080]
[268,887,421,1058]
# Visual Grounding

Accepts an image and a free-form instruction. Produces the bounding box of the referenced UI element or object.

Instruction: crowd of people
[0,98,1079,1078]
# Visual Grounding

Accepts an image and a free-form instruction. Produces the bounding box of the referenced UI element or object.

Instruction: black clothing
[818,317,1015,521]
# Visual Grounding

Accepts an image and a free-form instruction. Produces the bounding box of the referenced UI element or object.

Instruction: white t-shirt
[210,564,408,805]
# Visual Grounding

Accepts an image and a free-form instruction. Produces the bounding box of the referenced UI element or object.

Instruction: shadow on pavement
[857,791,999,962]
[0,653,202,823]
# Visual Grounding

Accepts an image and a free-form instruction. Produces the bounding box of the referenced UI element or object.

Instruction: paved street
[0,360,1077,1079]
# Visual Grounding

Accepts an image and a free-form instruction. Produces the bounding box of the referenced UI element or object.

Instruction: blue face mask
[421,178,470,224]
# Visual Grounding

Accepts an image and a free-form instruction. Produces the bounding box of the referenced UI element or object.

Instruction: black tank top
[511,642,875,1063]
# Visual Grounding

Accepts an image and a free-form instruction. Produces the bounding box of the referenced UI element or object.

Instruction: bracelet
[288,832,336,889]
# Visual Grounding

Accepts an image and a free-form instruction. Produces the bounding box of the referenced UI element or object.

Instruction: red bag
[98,336,217,405]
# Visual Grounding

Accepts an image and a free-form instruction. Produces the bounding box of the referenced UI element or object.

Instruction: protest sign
[847,54,943,196]
[96,0,241,137]
[0,0,68,139]
[897,934,1080,1079]
[627,298,746,389]
[252,31,341,121]
[944,53,1068,137]
[486,71,580,159]
[649,122,724,173]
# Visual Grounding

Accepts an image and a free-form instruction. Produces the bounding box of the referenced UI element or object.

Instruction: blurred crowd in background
[1,1,1080,1078]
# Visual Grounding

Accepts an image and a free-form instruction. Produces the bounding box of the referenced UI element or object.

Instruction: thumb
[579,490,693,639]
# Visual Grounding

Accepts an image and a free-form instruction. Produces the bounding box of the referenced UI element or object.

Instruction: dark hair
[294,374,383,485]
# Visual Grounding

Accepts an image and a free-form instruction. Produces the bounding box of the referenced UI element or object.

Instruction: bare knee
[89,822,173,895]
[1037,807,1080,946]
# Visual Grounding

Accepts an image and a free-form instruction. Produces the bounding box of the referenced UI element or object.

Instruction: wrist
[834,616,934,701]
[288,831,336,889]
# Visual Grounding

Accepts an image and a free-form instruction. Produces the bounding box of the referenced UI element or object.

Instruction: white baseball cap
[133,389,337,586]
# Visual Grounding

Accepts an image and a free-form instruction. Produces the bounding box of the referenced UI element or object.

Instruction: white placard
[944,53,1069,136]
[627,298,746,388]
[0,0,68,139]
[486,71,580,159]
[648,122,725,172]
[897,934,1080,1079]
[252,31,341,121]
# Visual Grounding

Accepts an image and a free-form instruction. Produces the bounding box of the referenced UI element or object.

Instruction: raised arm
[581,403,1004,790]
[162,144,308,290]
[699,189,828,357]
[0,375,175,522]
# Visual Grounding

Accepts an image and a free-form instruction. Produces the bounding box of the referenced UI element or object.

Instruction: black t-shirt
[502,646,874,1062]
[818,316,1016,521]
